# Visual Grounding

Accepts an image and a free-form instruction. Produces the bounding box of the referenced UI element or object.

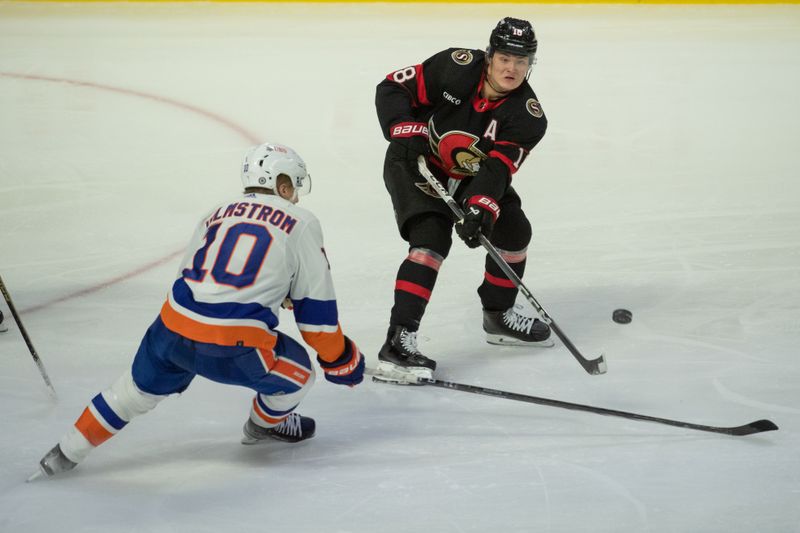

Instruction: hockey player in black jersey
[375,17,553,381]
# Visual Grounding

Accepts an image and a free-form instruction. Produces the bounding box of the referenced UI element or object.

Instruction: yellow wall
[8,0,800,4]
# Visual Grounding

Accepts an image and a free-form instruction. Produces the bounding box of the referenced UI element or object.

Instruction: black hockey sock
[478,254,526,311]
[389,248,443,331]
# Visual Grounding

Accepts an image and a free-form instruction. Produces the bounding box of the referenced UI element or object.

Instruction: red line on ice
[0,71,261,314]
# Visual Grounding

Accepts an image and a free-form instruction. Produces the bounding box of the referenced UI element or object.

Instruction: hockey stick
[416,156,607,375]
[0,275,57,399]
[367,368,777,436]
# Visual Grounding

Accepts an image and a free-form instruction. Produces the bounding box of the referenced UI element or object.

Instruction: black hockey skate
[241,413,316,445]
[375,326,436,384]
[28,444,78,481]
[483,305,555,347]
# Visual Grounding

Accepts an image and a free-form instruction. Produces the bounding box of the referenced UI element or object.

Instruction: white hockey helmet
[241,142,311,195]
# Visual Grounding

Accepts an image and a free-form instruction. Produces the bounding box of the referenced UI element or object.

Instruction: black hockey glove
[455,195,500,248]
[389,121,430,159]
[317,336,365,387]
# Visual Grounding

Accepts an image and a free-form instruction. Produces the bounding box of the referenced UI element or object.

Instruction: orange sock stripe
[74,407,114,447]
[251,398,287,426]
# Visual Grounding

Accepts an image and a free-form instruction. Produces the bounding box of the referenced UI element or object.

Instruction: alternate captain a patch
[451,49,474,65]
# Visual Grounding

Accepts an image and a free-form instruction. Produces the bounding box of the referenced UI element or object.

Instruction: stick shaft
[0,275,57,398]
[368,368,778,437]
[422,378,777,436]
[415,156,606,375]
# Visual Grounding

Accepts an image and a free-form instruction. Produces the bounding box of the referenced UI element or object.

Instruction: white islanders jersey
[159,191,345,363]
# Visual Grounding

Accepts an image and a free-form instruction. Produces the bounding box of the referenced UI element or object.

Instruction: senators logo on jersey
[429,119,488,177]
[450,49,474,65]
[526,98,543,118]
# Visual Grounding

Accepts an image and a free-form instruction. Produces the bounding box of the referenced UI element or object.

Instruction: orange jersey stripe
[255,347,277,372]
[74,408,114,447]
[160,300,278,352]
[301,325,345,362]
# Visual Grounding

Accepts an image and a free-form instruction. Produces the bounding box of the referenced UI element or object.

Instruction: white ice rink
[1,2,799,532]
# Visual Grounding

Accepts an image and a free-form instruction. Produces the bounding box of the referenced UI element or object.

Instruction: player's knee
[492,209,532,250]
[108,369,166,420]
[256,371,314,415]
[406,214,453,258]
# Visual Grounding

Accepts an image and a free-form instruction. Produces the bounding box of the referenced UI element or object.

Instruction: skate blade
[371,376,423,386]
[486,334,555,348]
[372,362,431,385]
[27,468,45,482]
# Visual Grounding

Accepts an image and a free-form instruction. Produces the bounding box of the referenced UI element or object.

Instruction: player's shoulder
[436,47,486,68]
[267,197,324,239]
[257,194,320,225]
[502,83,547,125]
[283,201,320,229]
[198,194,245,225]
[199,192,320,233]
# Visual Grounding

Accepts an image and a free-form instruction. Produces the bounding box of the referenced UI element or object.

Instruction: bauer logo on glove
[456,195,500,248]
[317,336,365,387]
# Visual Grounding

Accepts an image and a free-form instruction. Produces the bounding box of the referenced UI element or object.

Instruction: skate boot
[483,304,555,347]
[28,444,78,481]
[375,326,436,384]
[241,413,316,445]
[0,310,8,332]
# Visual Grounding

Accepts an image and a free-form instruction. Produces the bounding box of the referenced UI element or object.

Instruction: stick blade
[582,354,607,375]
[728,419,779,436]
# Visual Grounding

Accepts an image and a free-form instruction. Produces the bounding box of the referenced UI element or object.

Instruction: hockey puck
[612,309,632,324]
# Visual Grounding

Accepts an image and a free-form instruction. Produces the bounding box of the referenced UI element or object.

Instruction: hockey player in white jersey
[30,142,365,479]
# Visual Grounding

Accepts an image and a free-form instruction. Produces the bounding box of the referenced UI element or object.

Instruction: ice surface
[1,3,798,532]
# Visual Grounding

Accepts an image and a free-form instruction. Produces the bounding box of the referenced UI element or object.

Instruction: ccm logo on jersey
[391,122,428,138]
[443,91,461,105]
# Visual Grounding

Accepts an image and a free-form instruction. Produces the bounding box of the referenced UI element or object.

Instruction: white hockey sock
[249,379,314,429]
[60,369,166,463]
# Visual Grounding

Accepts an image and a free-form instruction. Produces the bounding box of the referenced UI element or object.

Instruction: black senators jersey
[376,47,547,200]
